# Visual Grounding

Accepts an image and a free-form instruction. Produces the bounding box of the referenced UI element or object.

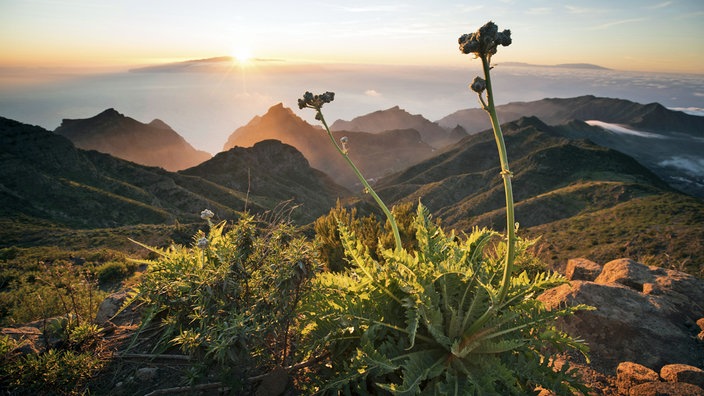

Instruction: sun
[232,46,252,64]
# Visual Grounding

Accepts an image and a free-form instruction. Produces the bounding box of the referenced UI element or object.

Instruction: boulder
[565,258,602,281]
[0,326,43,354]
[595,259,704,320]
[594,258,658,292]
[661,364,704,388]
[539,258,704,374]
[95,291,127,325]
[255,366,289,396]
[628,381,704,395]
[617,362,660,395]
[95,290,140,327]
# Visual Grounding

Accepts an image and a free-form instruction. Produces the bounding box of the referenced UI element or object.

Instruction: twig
[144,382,229,396]
[247,352,331,382]
[119,353,192,361]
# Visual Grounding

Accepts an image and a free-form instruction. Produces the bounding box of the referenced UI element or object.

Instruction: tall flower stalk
[298,92,403,251]
[459,21,515,303]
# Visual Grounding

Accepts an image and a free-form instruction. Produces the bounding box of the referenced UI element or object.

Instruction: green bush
[301,205,591,394]
[3,260,105,326]
[1,349,103,395]
[124,213,320,390]
[95,260,138,286]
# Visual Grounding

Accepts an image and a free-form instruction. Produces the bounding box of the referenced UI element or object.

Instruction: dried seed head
[298,91,335,110]
[459,21,511,58]
[200,209,214,220]
[470,76,486,93]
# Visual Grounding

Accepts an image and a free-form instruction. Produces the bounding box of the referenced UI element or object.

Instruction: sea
[1,62,703,155]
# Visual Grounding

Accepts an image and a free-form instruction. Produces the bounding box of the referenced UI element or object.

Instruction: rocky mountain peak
[330,105,455,148]
[55,109,211,171]
[148,119,172,130]
[96,108,122,118]
[263,102,305,122]
[222,103,314,152]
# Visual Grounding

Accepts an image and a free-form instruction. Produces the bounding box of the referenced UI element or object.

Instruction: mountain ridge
[223,103,436,190]
[2,94,702,271]
[437,95,704,197]
[375,115,702,268]
[0,117,348,232]
[330,105,460,148]
[55,109,211,172]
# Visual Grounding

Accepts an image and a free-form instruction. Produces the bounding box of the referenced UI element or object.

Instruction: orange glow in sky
[1,0,703,74]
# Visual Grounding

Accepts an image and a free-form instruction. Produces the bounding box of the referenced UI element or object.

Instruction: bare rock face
[617,362,660,395]
[565,258,602,281]
[95,290,130,326]
[628,381,704,395]
[539,258,704,375]
[661,364,704,389]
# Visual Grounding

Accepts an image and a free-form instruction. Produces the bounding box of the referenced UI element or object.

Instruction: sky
[1,0,703,74]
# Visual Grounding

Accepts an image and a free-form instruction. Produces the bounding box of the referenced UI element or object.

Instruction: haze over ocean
[1,62,703,155]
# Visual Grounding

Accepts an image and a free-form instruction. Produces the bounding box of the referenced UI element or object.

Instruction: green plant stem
[316,110,403,252]
[480,55,516,304]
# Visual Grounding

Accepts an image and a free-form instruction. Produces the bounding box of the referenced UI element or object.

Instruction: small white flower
[197,237,208,249]
[200,209,214,220]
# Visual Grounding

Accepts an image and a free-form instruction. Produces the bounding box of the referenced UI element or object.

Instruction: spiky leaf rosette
[301,204,591,395]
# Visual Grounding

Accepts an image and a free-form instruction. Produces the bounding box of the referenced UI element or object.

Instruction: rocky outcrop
[661,364,704,389]
[617,362,704,395]
[539,258,704,376]
[616,362,660,395]
[565,258,603,281]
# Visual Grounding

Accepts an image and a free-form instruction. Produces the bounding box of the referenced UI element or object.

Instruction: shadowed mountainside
[0,117,348,238]
[181,139,350,219]
[330,105,462,148]
[222,103,436,190]
[438,95,704,197]
[55,109,212,171]
[438,95,704,135]
[376,116,704,273]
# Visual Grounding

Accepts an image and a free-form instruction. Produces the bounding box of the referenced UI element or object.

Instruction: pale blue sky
[1,0,703,73]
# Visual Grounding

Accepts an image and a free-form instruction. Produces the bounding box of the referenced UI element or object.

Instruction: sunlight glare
[233,46,252,64]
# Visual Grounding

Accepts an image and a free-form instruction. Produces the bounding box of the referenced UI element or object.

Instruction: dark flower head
[459,21,511,58]
[470,76,486,93]
[298,91,335,111]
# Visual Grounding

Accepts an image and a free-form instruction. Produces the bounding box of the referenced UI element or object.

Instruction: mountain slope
[0,117,349,234]
[222,103,436,190]
[55,109,211,171]
[437,95,704,197]
[375,116,703,271]
[331,105,459,148]
[182,139,350,222]
[438,95,704,136]
[1,116,253,229]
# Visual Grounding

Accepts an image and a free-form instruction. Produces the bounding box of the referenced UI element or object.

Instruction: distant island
[129,56,284,73]
[498,62,611,70]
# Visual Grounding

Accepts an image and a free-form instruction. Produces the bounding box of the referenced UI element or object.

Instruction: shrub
[0,349,103,395]
[301,205,590,394]
[123,212,320,390]
[4,260,105,326]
